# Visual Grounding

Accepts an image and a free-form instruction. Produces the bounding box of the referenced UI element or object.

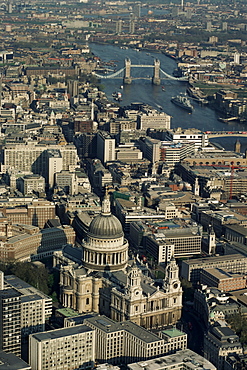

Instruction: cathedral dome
[88,213,123,239]
[82,195,128,272]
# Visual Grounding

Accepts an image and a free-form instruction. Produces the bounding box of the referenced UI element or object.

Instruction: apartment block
[29,325,95,370]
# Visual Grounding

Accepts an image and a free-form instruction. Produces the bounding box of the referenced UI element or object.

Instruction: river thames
[90,43,247,152]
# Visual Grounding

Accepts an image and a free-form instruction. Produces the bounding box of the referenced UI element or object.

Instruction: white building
[97,132,116,163]
[164,128,208,150]
[47,149,63,189]
[128,349,216,370]
[137,111,171,131]
[29,325,95,370]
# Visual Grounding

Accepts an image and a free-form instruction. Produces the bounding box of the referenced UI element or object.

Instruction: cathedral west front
[53,196,182,329]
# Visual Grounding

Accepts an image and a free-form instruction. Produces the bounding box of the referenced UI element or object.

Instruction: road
[180,309,206,356]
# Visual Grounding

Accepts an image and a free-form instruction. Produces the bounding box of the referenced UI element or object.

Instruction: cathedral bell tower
[126,264,143,298]
[164,256,181,294]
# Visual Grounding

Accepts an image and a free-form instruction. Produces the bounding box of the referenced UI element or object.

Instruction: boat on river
[171,94,193,113]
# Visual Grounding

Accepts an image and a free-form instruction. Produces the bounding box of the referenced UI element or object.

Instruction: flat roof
[0,351,31,370]
[127,349,216,370]
[162,328,185,338]
[85,316,161,344]
[182,253,246,266]
[56,307,80,317]
[31,324,93,342]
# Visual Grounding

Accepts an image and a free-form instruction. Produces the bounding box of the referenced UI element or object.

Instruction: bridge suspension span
[93,58,188,84]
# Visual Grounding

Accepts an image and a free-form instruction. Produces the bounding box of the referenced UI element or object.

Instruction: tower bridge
[93,58,188,85]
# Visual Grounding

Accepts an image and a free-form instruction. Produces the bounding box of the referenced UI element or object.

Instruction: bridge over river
[93,58,188,85]
[206,131,247,138]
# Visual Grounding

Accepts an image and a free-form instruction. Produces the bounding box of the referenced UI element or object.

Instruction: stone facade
[54,197,182,330]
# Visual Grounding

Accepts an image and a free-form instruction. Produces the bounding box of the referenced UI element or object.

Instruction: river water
[90,43,247,152]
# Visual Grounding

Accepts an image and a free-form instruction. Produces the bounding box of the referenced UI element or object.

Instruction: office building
[97,132,115,163]
[128,349,216,370]
[0,288,21,357]
[5,275,52,320]
[2,143,79,182]
[164,128,208,150]
[0,350,31,370]
[200,268,247,292]
[204,324,242,370]
[29,325,95,370]
[17,174,45,196]
[55,170,78,195]
[145,230,202,259]
[47,149,63,189]
[137,112,171,131]
[85,316,186,365]
[180,254,247,283]
[0,199,56,229]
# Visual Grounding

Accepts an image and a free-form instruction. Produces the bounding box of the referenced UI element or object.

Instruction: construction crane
[194,162,247,199]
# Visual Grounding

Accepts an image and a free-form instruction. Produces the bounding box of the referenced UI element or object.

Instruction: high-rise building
[234,52,240,65]
[206,21,212,32]
[129,19,135,34]
[67,80,78,98]
[222,21,227,31]
[133,3,141,18]
[0,288,21,357]
[116,19,123,34]
[47,149,63,189]
[97,131,115,163]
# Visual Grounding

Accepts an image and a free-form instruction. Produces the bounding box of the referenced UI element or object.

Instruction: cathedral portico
[54,196,182,329]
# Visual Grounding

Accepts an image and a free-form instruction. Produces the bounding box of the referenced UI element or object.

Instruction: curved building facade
[82,196,128,271]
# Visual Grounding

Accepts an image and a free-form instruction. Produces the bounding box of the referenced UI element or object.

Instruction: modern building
[4,275,52,320]
[145,229,202,259]
[180,254,247,283]
[2,143,79,183]
[128,349,216,370]
[97,131,116,163]
[84,315,187,365]
[0,350,31,370]
[164,127,208,150]
[29,325,95,370]
[0,288,21,357]
[47,149,63,189]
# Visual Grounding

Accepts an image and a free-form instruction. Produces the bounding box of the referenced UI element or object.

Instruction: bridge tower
[123,58,132,85]
[152,59,161,85]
